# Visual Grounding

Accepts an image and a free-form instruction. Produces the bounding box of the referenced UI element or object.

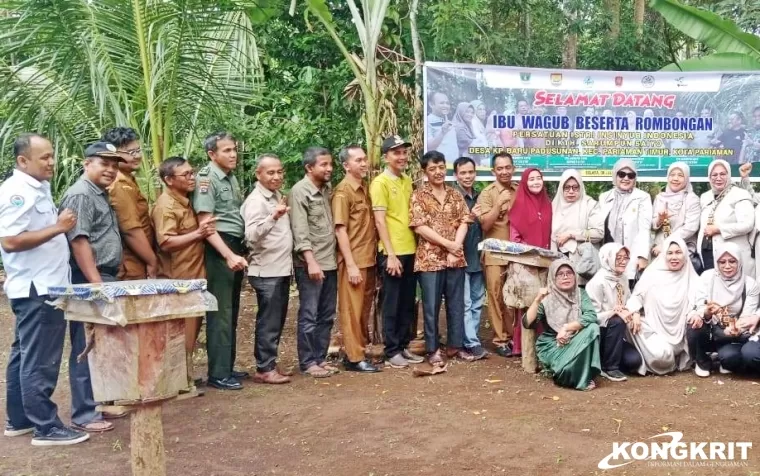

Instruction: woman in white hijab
[468,100,490,164]
[586,244,643,382]
[599,159,653,288]
[651,162,701,258]
[524,259,601,390]
[698,159,755,277]
[551,169,604,285]
[624,237,697,375]
[686,242,760,377]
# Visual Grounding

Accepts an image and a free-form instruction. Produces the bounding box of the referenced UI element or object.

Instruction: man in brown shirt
[476,152,517,357]
[103,127,157,280]
[409,151,474,365]
[332,145,380,373]
[152,156,216,391]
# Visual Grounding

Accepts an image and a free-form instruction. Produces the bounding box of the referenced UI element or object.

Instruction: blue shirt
[452,183,482,273]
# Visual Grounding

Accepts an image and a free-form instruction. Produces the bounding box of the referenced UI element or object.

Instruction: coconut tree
[0,0,271,177]
[650,0,760,71]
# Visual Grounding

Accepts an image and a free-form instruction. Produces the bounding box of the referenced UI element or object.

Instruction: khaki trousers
[338,264,377,362]
[484,264,515,346]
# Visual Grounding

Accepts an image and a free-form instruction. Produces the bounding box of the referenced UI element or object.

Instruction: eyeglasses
[563,185,580,192]
[121,147,142,157]
[172,170,196,179]
[615,256,630,263]
[710,172,728,179]
[617,171,636,180]
[556,271,574,278]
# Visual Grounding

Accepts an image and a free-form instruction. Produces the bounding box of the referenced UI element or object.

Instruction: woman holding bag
[651,162,701,261]
[551,169,604,286]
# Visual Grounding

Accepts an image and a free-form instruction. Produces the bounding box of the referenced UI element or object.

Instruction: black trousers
[379,254,417,359]
[295,268,337,371]
[249,276,291,372]
[600,316,642,372]
[687,323,748,369]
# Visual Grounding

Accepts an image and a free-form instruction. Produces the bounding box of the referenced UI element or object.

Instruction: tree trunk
[606,0,620,41]
[634,0,645,38]
[522,8,532,59]
[562,32,577,69]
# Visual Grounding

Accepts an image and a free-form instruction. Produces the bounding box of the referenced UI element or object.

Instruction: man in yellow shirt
[369,136,424,369]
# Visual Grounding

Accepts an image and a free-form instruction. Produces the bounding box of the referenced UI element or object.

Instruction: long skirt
[536,323,601,390]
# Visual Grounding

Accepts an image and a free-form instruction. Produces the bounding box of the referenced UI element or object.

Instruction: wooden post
[521,324,538,374]
[130,402,166,476]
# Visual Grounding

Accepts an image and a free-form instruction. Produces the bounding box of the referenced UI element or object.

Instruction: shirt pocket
[307,196,331,236]
[179,213,198,233]
[219,187,234,202]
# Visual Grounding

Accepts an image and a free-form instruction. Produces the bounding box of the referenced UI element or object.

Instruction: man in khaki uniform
[102,127,157,280]
[152,156,216,391]
[192,131,248,390]
[332,145,380,373]
[477,152,517,357]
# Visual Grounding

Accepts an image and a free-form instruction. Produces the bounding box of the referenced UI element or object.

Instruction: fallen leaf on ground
[552,396,560,401]
[485,379,503,383]
[662,426,669,431]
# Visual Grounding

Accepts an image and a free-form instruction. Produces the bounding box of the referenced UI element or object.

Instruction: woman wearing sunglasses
[697,159,755,276]
[599,159,653,289]
[551,169,604,286]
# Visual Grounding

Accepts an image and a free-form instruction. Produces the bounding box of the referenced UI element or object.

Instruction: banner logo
[676,76,687,87]
[520,72,531,83]
[550,73,562,86]
[641,75,655,88]
[614,76,623,87]
[598,432,752,470]
[583,76,594,88]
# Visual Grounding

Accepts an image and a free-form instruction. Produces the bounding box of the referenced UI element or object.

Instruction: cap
[84,141,124,161]
[381,135,412,154]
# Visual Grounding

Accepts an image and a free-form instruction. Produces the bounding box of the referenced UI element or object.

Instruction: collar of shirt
[82,177,105,195]
[210,161,232,180]
[452,182,478,201]
[167,187,190,207]
[420,183,456,203]
[343,176,365,192]
[301,176,330,197]
[383,168,406,181]
[115,171,138,187]
[255,181,277,200]
[12,169,50,196]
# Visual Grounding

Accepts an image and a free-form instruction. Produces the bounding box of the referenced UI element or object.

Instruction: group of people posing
[3,126,760,446]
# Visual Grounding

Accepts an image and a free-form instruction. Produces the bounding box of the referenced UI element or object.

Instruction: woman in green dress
[524,259,602,390]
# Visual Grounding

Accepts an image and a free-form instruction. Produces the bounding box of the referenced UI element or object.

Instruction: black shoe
[467,345,489,360]
[4,422,34,437]
[600,369,628,382]
[344,360,381,373]
[231,370,250,380]
[31,426,90,446]
[208,377,243,390]
[494,345,513,358]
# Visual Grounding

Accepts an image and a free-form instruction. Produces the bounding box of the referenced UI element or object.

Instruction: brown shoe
[446,348,476,361]
[253,370,291,385]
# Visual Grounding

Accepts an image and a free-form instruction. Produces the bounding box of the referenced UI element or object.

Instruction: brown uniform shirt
[151,189,205,279]
[108,172,154,279]
[477,181,516,266]
[331,177,377,269]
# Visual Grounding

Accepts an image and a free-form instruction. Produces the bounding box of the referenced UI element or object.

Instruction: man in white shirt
[427,91,459,160]
[0,133,90,446]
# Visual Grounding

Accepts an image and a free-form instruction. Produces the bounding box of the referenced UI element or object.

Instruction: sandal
[304,365,331,379]
[583,380,597,391]
[319,362,340,374]
[72,420,114,433]
[427,350,444,367]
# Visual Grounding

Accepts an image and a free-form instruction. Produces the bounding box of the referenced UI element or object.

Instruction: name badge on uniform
[199,178,210,194]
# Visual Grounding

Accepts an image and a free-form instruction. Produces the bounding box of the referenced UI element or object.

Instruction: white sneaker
[719,365,732,374]
[694,364,710,378]
[402,349,424,364]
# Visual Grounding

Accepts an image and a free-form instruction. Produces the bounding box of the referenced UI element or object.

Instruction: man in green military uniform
[192,131,249,390]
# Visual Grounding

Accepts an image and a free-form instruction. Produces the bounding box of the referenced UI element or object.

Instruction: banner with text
[423,62,760,181]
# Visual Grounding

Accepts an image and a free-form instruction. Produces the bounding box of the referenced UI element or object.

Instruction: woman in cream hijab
[686,242,760,377]
[585,244,643,382]
[599,159,653,287]
[551,169,604,285]
[651,162,701,257]
[524,260,601,390]
[624,237,697,375]
[698,159,755,276]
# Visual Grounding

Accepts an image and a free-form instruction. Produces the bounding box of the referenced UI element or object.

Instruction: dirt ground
[0,285,759,476]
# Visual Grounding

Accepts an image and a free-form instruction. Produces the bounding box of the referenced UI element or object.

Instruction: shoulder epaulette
[198,165,211,177]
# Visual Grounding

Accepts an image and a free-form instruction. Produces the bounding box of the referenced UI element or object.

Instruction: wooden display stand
[485,250,554,374]
[50,280,210,476]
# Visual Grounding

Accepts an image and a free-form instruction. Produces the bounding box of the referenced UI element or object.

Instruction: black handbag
[690,249,704,275]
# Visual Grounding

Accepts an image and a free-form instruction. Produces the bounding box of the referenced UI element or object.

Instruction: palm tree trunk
[606,0,620,40]
[634,0,645,38]
[563,32,577,68]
